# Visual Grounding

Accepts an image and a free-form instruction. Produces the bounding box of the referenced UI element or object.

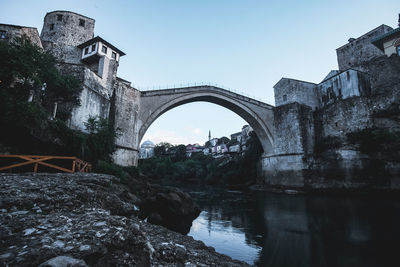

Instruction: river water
[184,186,400,266]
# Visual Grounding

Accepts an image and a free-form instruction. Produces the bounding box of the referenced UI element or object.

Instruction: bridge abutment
[112,147,139,166]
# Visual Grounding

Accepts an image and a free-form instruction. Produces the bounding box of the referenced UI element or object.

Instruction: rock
[139,185,201,234]
[39,256,88,267]
[0,173,250,266]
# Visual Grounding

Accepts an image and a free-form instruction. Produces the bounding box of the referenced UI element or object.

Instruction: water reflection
[186,186,400,267]
[189,211,261,264]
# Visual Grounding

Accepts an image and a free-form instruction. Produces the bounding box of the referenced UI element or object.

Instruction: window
[112,51,117,59]
[79,19,85,27]
[397,46,400,56]
[101,45,107,54]
[84,47,89,55]
[91,44,96,52]
[0,31,6,39]
[57,14,63,21]
[49,24,54,31]
[282,94,287,102]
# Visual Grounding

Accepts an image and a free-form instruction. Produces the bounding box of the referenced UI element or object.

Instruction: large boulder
[139,185,201,234]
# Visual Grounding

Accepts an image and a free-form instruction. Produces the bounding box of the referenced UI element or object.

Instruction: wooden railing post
[0,155,91,174]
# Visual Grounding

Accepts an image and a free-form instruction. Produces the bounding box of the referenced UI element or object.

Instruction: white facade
[139,140,155,159]
[81,40,121,62]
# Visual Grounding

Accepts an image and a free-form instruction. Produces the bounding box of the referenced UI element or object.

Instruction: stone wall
[318,69,370,106]
[358,55,400,95]
[273,102,314,155]
[261,154,306,187]
[274,78,319,109]
[112,79,142,166]
[68,84,111,132]
[40,11,95,64]
[336,25,392,71]
[0,24,42,48]
[261,102,314,188]
[261,55,400,191]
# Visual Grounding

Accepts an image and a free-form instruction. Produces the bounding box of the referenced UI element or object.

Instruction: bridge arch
[138,86,274,155]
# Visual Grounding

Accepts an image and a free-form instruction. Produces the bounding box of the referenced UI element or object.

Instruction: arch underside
[139,91,274,154]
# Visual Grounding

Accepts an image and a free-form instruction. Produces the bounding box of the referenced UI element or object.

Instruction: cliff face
[0,173,249,267]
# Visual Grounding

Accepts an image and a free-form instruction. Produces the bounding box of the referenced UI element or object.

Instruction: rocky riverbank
[0,173,250,266]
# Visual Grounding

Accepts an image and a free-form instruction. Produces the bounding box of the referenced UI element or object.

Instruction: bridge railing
[134,82,273,105]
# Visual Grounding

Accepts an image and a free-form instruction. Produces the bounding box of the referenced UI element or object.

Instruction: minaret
[398,13,400,27]
[208,130,211,141]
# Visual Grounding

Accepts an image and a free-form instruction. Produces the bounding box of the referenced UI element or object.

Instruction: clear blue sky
[2,0,399,145]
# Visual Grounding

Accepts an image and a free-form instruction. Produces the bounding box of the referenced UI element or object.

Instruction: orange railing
[0,155,92,173]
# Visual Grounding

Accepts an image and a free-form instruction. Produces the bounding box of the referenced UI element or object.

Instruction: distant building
[230,132,242,143]
[139,140,155,159]
[209,138,218,147]
[186,143,204,157]
[201,125,254,157]
[228,142,240,153]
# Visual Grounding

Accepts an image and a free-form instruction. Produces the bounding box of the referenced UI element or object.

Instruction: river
[183,186,400,266]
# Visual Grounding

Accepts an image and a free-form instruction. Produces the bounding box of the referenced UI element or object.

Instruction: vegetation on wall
[347,128,400,161]
[0,38,118,167]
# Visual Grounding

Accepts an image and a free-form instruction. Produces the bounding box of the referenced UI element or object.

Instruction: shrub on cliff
[347,128,400,160]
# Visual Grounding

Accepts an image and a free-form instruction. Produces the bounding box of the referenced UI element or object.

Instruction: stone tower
[40,11,95,64]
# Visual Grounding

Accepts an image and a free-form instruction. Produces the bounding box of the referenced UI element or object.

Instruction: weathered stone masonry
[2,11,399,190]
[262,23,400,190]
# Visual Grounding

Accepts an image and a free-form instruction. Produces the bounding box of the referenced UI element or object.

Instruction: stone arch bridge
[112,84,274,166]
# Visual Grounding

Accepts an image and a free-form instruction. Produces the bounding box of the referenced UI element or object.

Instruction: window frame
[101,45,108,54]
[84,47,89,55]
[111,51,117,59]
[91,44,96,52]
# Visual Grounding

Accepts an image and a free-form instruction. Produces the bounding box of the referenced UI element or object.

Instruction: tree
[217,136,230,145]
[154,142,173,157]
[0,37,81,116]
[173,144,187,162]
[84,116,119,163]
[0,38,82,153]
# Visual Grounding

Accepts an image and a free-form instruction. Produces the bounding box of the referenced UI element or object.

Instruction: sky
[2,0,399,145]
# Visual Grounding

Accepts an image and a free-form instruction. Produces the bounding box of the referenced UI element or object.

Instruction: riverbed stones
[0,173,250,266]
[39,256,88,267]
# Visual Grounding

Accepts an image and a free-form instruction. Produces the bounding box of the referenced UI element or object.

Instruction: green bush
[314,136,342,153]
[347,128,400,160]
[94,160,126,179]
[84,116,119,164]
